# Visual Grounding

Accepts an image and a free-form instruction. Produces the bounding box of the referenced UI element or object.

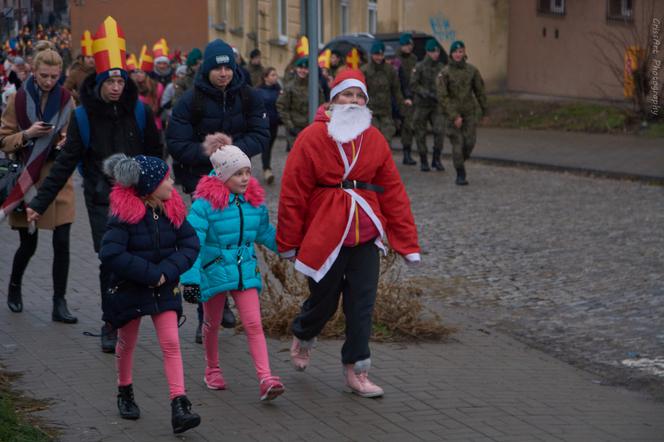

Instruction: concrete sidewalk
[426,127,664,182]
[2,292,664,442]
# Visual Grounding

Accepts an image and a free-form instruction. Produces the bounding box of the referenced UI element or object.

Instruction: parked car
[321,32,447,65]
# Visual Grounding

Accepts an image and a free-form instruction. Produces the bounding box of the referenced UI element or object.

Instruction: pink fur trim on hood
[109,185,187,228]
[193,175,265,210]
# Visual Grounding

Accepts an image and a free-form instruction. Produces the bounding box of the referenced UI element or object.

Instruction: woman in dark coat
[256,67,281,184]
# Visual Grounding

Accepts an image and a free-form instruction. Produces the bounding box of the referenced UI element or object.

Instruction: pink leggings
[203,289,272,381]
[116,310,185,400]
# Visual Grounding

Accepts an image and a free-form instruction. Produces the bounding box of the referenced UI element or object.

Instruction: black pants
[83,192,112,319]
[261,123,279,171]
[292,242,380,364]
[10,223,71,298]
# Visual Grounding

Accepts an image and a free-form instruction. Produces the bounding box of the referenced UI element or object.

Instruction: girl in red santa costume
[277,69,421,398]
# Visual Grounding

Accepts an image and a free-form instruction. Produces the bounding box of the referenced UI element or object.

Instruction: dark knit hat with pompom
[103,154,169,196]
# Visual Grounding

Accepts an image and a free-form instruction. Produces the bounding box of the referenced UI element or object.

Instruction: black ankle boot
[221,300,236,328]
[101,323,117,353]
[455,167,468,185]
[52,297,78,323]
[117,384,140,420]
[171,395,201,434]
[7,283,22,313]
[432,149,445,171]
[402,146,417,165]
[420,154,430,172]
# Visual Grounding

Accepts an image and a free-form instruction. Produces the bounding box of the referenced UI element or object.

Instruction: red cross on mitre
[92,16,127,74]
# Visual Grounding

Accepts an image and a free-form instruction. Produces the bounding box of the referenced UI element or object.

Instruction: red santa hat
[329,69,369,103]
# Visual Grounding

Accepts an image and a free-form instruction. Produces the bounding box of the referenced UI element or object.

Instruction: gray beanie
[210,145,251,182]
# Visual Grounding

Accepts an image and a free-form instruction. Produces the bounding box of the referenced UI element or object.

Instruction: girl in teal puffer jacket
[180,145,284,401]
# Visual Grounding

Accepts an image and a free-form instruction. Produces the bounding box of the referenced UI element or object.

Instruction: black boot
[52,297,78,324]
[117,384,140,420]
[101,323,117,353]
[171,395,201,434]
[402,146,417,165]
[7,282,22,313]
[221,299,236,328]
[420,154,430,172]
[455,167,468,185]
[432,149,445,171]
[195,321,203,344]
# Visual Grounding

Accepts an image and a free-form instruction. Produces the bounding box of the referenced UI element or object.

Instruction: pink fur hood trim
[109,185,187,228]
[193,175,265,210]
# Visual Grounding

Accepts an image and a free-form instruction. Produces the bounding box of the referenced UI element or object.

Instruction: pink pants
[203,288,272,381]
[116,310,185,400]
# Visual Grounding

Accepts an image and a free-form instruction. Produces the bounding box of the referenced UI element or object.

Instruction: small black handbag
[0,157,22,207]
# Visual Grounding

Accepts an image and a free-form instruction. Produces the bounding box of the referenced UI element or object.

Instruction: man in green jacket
[361,41,404,149]
[410,39,445,172]
[276,57,325,151]
[396,33,418,165]
[437,40,487,185]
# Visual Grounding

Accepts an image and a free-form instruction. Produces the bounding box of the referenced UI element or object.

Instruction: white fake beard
[327,104,372,144]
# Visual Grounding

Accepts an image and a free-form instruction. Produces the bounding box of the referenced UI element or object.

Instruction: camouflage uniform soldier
[328,49,344,80]
[276,57,325,151]
[396,33,418,165]
[247,48,265,87]
[411,39,445,172]
[437,41,487,185]
[361,41,404,147]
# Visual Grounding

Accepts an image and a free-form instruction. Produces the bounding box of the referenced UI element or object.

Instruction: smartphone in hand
[40,122,54,128]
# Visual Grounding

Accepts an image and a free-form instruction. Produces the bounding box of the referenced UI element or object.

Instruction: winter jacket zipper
[151,208,161,312]
[236,196,244,291]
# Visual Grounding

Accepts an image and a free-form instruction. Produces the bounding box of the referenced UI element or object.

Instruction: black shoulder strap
[239,84,252,131]
[190,86,205,133]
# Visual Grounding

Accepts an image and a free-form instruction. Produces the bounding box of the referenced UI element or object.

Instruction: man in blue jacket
[166,39,270,342]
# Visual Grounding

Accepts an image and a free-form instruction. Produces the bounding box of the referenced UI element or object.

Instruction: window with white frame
[340,0,349,34]
[368,0,377,34]
[537,0,565,16]
[278,0,288,40]
[607,0,634,21]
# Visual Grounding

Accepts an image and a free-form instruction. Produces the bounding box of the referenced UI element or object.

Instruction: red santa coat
[277,106,421,282]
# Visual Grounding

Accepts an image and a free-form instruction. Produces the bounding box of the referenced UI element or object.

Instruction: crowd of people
[0,15,488,434]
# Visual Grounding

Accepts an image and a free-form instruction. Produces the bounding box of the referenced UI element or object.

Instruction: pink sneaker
[204,367,227,390]
[344,361,384,398]
[290,337,315,371]
[259,376,285,401]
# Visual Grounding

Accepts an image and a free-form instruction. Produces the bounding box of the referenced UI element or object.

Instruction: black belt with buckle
[319,180,384,193]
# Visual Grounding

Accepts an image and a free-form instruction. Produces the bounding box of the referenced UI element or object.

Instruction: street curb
[440,153,664,186]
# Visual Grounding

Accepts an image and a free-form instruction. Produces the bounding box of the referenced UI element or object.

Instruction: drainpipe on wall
[254,0,259,49]
[307,0,319,123]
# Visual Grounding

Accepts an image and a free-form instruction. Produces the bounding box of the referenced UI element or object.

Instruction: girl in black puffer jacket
[99,154,201,434]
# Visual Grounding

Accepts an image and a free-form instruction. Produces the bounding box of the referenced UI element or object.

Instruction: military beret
[449,40,465,54]
[370,40,385,54]
[425,39,440,52]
